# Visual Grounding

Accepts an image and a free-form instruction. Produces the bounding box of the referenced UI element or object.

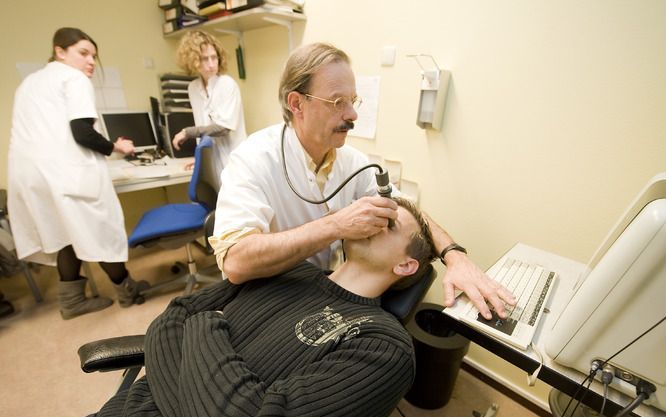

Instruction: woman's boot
[113,276,150,307]
[59,277,113,320]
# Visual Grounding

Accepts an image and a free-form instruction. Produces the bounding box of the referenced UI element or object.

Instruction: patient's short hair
[390,197,437,290]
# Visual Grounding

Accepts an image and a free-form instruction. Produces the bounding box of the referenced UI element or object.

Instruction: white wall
[287,0,666,407]
[2,0,665,409]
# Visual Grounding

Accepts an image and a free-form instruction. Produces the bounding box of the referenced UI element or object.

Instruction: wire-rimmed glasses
[304,93,362,112]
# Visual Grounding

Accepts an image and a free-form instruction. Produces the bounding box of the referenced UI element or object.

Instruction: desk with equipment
[99,108,196,193]
[440,174,666,417]
[107,156,193,194]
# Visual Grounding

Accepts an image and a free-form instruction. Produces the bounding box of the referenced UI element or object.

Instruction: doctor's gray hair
[278,43,350,124]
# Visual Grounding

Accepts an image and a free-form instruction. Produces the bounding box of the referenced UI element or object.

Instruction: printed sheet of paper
[349,75,380,140]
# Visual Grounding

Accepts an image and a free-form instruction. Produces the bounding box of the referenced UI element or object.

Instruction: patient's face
[345,206,419,268]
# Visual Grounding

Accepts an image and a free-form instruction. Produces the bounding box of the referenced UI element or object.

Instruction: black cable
[600,314,666,370]
[395,405,407,417]
[560,368,596,417]
[613,392,648,417]
[561,314,665,417]
[280,124,384,205]
[568,375,595,417]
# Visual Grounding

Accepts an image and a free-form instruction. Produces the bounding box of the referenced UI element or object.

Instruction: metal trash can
[549,389,600,417]
[404,302,470,409]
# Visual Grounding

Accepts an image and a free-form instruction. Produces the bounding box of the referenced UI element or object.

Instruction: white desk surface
[444,242,665,417]
[107,156,194,193]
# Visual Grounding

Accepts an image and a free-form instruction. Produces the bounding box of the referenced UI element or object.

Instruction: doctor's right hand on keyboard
[441,251,517,320]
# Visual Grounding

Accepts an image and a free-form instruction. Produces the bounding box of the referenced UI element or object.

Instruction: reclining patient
[93,197,437,417]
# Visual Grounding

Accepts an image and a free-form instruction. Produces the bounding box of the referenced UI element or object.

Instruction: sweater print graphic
[295,305,373,346]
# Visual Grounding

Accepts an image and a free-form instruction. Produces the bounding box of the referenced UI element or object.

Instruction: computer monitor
[149,97,167,154]
[545,173,666,411]
[163,112,196,158]
[99,111,159,154]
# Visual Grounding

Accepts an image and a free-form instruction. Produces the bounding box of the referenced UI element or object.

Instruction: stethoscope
[279,123,392,205]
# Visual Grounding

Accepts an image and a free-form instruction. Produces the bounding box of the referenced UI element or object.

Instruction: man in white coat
[210,42,516,319]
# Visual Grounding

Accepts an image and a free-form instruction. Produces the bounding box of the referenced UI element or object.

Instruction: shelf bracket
[262,17,294,52]
[213,28,245,50]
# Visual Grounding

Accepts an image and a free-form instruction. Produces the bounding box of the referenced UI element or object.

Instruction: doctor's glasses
[303,93,362,112]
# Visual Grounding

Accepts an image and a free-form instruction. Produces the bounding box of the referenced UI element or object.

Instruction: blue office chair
[128,136,220,297]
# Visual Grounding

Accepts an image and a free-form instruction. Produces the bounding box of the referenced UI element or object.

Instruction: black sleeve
[69,118,114,156]
[144,281,242,417]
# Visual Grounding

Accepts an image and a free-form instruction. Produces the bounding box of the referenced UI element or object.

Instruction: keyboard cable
[526,342,544,387]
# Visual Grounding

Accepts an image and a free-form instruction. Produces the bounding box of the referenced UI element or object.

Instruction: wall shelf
[164,7,306,51]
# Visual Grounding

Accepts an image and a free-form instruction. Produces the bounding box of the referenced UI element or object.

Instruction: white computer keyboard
[459,257,556,350]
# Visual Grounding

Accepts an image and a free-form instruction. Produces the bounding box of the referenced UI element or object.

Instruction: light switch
[143,57,154,69]
[381,46,396,67]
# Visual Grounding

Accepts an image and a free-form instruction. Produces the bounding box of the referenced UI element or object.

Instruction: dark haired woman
[7,27,149,319]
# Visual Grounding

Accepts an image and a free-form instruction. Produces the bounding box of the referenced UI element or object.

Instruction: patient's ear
[393,258,418,277]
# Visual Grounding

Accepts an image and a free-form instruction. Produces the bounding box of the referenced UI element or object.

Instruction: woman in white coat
[171,30,246,177]
[7,27,149,319]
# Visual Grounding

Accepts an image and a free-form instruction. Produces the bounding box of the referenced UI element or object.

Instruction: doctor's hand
[113,136,135,155]
[172,130,188,150]
[329,196,398,240]
[441,250,516,320]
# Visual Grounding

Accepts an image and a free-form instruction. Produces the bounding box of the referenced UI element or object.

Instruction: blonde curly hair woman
[172,30,246,175]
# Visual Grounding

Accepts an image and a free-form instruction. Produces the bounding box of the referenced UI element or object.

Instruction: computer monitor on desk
[545,173,666,411]
[163,112,196,158]
[99,111,159,154]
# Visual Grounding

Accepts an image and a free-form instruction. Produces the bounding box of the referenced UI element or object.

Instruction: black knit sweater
[96,262,415,417]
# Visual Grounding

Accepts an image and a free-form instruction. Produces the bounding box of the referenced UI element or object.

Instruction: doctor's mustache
[333,121,354,132]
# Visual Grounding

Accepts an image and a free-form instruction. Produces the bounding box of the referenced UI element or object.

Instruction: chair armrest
[77,335,145,373]
[203,210,216,254]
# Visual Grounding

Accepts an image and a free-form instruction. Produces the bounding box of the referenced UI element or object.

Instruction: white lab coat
[188,74,246,175]
[213,124,377,270]
[7,61,127,266]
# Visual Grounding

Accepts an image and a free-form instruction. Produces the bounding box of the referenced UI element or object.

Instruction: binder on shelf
[197,0,223,7]
[180,15,208,27]
[175,7,208,26]
[179,0,200,13]
[163,20,179,34]
[198,1,226,16]
[226,0,264,12]
[164,6,183,21]
[159,0,179,9]
[206,9,232,20]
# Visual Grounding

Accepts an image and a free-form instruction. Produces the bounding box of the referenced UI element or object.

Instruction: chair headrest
[380,264,437,324]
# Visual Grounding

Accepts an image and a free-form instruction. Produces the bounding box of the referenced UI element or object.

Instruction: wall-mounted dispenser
[408,54,450,131]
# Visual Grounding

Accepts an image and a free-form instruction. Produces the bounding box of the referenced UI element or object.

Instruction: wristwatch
[439,243,467,266]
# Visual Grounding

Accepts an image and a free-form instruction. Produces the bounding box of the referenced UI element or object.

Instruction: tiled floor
[0,247,543,417]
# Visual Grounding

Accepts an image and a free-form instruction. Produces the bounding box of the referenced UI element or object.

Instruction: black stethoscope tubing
[280,123,382,205]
